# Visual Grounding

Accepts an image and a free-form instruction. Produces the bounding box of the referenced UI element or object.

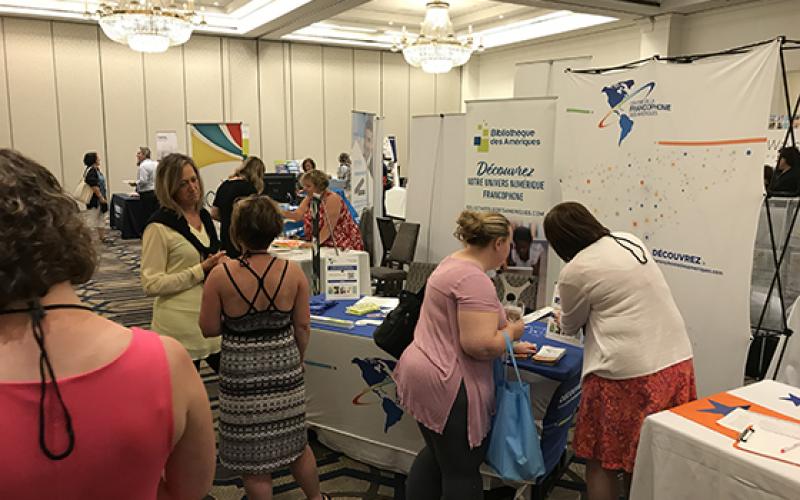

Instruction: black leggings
[405,383,488,500]
[192,352,221,373]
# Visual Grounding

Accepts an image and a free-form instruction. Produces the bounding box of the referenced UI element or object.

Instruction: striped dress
[218,257,307,474]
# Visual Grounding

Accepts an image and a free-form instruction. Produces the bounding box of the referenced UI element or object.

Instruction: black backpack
[373,285,426,359]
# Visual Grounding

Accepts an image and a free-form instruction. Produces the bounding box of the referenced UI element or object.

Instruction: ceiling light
[391,1,481,74]
[88,1,205,54]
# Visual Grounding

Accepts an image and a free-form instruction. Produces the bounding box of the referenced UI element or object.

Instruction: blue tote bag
[486,333,546,482]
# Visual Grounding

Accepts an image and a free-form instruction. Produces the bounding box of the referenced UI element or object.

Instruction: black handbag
[373,285,426,359]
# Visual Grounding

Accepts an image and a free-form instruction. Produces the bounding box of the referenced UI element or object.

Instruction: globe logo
[598,80,657,145]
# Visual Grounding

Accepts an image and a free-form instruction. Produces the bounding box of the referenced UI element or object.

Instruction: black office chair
[370,222,420,296]
[376,217,397,266]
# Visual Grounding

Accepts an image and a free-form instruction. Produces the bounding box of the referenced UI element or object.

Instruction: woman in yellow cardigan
[141,154,226,371]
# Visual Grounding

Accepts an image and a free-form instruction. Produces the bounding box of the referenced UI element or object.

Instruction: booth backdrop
[555,41,780,396]
[464,97,558,306]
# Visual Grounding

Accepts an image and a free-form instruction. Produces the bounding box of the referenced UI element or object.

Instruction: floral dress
[303,190,364,251]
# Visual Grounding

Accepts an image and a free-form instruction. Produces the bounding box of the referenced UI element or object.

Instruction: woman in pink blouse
[394,210,536,500]
[0,150,216,500]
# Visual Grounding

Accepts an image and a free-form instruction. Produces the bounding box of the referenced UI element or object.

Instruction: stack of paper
[719,408,800,466]
[533,345,566,364]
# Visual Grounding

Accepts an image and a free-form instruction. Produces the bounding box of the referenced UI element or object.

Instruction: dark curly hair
[0,149,96,308]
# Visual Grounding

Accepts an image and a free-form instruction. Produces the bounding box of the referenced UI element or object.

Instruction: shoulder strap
[272,261,290,302]
[223,261,257,312]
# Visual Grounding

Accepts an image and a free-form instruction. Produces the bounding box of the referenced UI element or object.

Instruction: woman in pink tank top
[394,211,535,500]
[0,150,216,500]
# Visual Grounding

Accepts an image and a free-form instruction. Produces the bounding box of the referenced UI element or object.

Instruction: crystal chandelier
[88,1,204,54]
[391,1,482,74]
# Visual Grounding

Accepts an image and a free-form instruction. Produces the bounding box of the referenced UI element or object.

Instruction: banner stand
[571,36,800,385]
[753,51,800,380]
[563,38,783,396]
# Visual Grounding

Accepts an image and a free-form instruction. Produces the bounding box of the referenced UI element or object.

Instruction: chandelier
[391,1,482,74]
[87,1,204,54]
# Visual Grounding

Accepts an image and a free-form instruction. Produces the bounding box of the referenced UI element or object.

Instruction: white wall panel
[258,41,288,166]
[381,52,409,175]
[228,39,261,158]
[290,44,324,166]
[323,46,353,173]
[282,44,294,160]
[475,25,639,99]
[144,47,186,161]
[410,67,435,117]
[184,36,224,125]
[53,22,105,191]
[354,49,380,114]
[435,70,461,114]
[0,20,12,148]
[99,35,147,194]
[4,19,62,179]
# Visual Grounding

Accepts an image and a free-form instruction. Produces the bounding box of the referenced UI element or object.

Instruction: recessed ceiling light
[213,1,219,5]
[498,15,504,19]
[389,21,394,26]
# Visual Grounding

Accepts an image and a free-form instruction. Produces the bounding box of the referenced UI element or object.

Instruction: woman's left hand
[513,341,537,356]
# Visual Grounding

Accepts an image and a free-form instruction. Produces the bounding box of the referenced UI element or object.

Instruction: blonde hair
[235,156,265,194]
[454,210,511,247]
[300,169,330,191]
[155,153,204,214]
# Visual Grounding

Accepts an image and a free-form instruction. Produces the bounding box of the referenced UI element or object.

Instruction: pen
[780,441,800,454]
[738,425,754,443]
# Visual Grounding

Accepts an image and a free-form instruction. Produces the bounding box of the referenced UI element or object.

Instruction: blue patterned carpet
[76,233,406,500]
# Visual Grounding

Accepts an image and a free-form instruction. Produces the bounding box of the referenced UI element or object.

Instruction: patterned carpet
[77,232,585,500]
[76,233,410,500]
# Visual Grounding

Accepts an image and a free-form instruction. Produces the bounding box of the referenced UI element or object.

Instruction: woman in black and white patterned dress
[199,195,330,500]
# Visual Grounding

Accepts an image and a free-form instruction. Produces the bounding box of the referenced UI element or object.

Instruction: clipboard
[733,423,800,467]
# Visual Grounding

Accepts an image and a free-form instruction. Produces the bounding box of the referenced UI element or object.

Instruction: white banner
[406,114,466,263]
[556,42,780,396]
[464,98,558,307]
[350,112,375,215]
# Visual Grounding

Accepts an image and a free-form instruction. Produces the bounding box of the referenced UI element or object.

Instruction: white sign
[351,112,375,215]
[556,42,780,396]
[155,130,179,160]
[464,98,557,308]
[325,254,361,300]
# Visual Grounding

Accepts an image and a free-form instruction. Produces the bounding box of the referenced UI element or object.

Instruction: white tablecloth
[303,326,564,475]
[630,380,800,500]
[269,247,371,295]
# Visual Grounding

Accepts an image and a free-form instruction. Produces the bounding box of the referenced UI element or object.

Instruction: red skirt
[574,359,697,473]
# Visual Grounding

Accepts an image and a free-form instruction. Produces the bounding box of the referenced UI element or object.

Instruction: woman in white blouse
[141,154,226,371]
[544,202,696,500]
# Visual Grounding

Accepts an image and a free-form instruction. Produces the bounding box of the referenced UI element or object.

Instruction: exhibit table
[631,380,800,500]
[303,296,583,476]
[110,193,148,239]
[269,247,371,294]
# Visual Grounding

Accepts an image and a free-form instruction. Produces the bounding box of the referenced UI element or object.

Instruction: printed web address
[466,205,545,217]
[653,258,724,276]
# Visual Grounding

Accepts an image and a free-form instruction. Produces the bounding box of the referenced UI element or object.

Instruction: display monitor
[263,173,298,204]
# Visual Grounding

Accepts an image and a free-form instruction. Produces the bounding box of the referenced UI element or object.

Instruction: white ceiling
[0,0,759,50]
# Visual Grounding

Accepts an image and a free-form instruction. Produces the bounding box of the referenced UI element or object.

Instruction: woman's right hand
[201,251,226,273]
[507,319,525,341]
